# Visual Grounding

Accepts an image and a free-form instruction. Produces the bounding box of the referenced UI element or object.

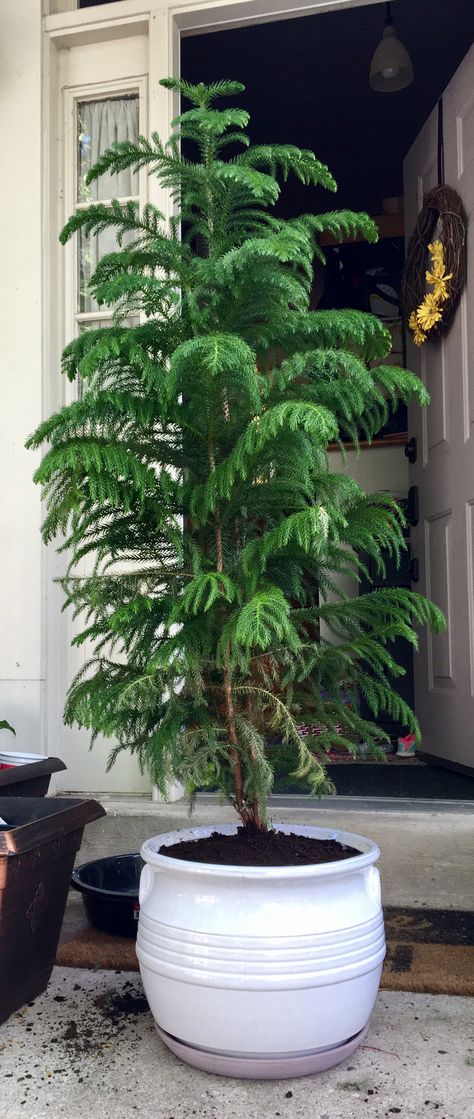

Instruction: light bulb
[382,65,400,79]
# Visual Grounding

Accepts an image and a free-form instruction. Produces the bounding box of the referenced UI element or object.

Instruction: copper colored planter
[0,796,105,1025]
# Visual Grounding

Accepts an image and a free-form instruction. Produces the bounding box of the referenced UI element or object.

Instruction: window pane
[78,223,136,314]
[77,318,112,401]
[77,316,139,400]
[78,317,139,333]
[78,318,112,334]
[77,96,139,204]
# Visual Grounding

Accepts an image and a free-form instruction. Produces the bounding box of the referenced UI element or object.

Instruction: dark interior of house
[179,0,473,368]
[185,0,473,215]
[180,0,472,386]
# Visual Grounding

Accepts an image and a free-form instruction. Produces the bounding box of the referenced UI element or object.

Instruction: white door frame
[41,0,385,774]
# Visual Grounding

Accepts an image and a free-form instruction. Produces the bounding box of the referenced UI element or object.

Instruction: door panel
[424,346,448,451]
[405,44,474,769]
[424,510,453,687]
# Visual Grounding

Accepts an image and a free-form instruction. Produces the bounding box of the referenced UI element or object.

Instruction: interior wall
[0,0,45,752]
[329,444,408,497]
[327,444,409,602]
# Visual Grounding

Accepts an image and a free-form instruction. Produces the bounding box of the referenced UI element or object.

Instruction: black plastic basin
[72,852,143,938]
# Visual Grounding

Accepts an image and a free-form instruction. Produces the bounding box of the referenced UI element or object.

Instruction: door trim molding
[45,0,385,41]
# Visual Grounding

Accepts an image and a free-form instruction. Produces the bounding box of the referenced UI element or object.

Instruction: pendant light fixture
[369,2,414,93]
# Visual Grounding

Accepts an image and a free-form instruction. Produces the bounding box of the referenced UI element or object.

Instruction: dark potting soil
[159,827,360,867]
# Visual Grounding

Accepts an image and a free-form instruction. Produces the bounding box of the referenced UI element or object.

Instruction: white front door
[405,45,474,769]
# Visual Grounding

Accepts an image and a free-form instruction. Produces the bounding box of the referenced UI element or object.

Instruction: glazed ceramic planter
[137,823,385,1079]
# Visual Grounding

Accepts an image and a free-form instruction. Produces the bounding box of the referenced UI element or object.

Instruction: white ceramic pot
[137,823,385,1079]
[0,751,45,769]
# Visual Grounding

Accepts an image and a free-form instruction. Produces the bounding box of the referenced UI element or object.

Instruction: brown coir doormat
[56,907,474,997]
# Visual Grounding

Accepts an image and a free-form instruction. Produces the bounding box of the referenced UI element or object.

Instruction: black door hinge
[410,557,420,583]
[407,485,419,527]
[405,437,417,464]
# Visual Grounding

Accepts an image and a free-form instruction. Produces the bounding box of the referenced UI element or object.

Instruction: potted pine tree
[28,78,443,1077]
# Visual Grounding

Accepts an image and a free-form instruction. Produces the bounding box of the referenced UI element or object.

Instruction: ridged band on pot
[137,823,385,1070]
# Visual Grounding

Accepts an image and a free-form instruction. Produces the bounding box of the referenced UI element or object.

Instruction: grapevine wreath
[401,185,466,347]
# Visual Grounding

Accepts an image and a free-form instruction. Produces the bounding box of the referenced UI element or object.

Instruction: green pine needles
[28,78,444,828]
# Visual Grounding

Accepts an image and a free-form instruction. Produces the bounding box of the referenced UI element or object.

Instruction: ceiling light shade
[369,9,414,93]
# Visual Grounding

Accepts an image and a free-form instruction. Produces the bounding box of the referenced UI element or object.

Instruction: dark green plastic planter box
[0,796,105,1025]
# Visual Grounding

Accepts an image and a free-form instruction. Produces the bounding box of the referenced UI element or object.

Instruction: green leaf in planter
[0,720,15,735]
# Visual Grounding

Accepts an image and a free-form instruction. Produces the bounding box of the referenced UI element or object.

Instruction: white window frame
[62,75,148,402]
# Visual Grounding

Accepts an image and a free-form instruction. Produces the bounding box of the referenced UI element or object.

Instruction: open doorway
[181,0,474,792]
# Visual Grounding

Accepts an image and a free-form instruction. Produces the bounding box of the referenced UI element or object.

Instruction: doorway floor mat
[276,762,474,799]
[56,906,474,997]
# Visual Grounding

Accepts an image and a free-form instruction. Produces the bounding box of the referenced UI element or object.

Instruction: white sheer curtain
[78,96,139,202]
[77,97,139,313]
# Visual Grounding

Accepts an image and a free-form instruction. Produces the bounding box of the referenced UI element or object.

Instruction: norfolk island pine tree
[27,78,444,831]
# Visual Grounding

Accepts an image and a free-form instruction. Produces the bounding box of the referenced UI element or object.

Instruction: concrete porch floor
[1,967,473,1119]
[1,798,473,1118]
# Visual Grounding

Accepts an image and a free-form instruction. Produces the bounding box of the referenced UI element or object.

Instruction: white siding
[0,0,44,753]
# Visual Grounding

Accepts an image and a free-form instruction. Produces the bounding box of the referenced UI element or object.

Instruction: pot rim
[141,822,380,878]
[72,851,142,898]
[0,752,48,763]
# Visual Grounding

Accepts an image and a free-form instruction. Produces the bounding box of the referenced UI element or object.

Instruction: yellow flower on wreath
[428,240,444,266]
[416,293,443,332]
[408,311,427,347]
[408,240,451,346]
[426,260,446,282]
[430,275,452,302]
